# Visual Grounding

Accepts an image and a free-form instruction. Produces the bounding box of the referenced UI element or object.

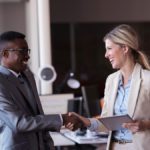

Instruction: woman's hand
[122,120,148,133]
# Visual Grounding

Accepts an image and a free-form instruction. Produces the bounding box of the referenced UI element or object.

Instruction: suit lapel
[108,71,120,116]
[0,66,34,113]
[10,74,36,114]
[23,70,43,114]
[128,63,142,117]
[17,85,36,114]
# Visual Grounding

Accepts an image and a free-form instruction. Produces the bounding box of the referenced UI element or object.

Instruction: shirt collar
[8,69,20,77]
[119,74,132,87]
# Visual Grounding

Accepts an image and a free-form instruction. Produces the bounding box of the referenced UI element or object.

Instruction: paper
[99,114,133,131]
[63,130,108,144]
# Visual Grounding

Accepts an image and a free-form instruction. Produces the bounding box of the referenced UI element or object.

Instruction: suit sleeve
[0,83,62,134]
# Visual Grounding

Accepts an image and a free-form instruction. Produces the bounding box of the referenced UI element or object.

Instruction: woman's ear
[122,45,129,54]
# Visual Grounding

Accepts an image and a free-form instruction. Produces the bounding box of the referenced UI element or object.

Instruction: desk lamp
[67,72,80,89]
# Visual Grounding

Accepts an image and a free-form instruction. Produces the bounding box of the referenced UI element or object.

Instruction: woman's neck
[120,61,135,86]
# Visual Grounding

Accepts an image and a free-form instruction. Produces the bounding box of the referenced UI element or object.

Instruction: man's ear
[1,50,9,58]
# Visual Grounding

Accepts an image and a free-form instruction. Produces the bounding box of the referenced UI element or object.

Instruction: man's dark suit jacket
[0,66,62,150]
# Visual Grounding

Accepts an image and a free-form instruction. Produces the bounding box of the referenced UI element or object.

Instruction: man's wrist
[62,114,67,125]
[59,114,63,126]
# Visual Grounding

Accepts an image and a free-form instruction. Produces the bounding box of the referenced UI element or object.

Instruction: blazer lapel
[128,63,142,117]
[108,71,120,116]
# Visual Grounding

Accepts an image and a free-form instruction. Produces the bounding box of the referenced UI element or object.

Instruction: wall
[0,5,4,32]
[0,0,150,33]
[0,2,26,33]
[51,0,150,22]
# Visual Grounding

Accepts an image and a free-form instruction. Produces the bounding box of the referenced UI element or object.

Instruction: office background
[0,0,150,96]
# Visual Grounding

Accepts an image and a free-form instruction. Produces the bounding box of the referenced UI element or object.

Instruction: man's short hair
[0,31,26,50]
[0,31,25,42]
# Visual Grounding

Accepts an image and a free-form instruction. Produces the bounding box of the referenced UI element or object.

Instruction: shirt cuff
[87,118,101,132]
[59,114,63,126]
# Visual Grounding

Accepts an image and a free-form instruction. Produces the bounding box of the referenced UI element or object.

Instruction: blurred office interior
[0,0,150,97]
[1,0,150,149]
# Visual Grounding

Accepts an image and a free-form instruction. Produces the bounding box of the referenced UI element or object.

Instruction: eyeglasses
[5,48,31,55]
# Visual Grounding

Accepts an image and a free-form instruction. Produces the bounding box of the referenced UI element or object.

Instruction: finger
[131,127,139,133]
[68,112,72,116]
[127,125,139,133]
[67,123,74,128]
[66,122,72,126]
[67,126,73,130]
[122,123,127,128]
[123,122,138,128]
[68,112,76,116]
[122,123,133,129]
[66,123,74,130]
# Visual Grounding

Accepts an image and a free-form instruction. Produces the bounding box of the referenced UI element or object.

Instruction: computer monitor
[67,97,82,115]
[81,85,102,117]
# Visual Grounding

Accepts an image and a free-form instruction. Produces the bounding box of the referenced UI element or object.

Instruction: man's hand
[63,112,91,131]
[69,112,91,127]
[62,113,83,131]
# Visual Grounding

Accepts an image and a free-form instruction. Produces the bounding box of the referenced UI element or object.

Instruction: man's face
[2,38,30,73]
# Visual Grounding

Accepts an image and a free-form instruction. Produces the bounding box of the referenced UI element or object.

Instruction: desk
[50,129,107,150]
[60,129,107,150]
[50,131,75,146]
[62,130,108,145]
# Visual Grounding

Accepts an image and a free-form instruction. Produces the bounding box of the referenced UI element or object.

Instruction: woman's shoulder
[106,70,120,81]
[104,71,120,87]
[141,68,150,79]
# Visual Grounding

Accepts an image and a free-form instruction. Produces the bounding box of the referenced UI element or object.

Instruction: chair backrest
[81,85,102,117]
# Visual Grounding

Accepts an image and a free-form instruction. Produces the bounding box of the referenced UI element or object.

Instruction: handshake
[62,112,91,131]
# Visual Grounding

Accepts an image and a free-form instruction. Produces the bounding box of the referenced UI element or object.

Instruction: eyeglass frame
[4,48,31,55]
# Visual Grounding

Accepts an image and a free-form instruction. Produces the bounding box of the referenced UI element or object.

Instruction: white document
[63,130,108,144]
[99,114,133,131]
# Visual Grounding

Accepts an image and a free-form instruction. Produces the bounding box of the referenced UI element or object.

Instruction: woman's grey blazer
[0,66,62,150]
[101,63,150,150]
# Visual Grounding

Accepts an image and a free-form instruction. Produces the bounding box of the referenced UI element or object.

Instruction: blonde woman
[69,24,150,150]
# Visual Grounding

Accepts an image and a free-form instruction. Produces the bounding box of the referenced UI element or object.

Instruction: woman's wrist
[79,116,91,127]
[84,118,91,127]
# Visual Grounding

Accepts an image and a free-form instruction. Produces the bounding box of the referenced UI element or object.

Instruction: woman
[69,24,150,150]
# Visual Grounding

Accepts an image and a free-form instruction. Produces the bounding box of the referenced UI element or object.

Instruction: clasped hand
[62,113,84,131]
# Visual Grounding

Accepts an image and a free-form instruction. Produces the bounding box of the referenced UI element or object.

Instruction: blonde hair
[103,24,150,70]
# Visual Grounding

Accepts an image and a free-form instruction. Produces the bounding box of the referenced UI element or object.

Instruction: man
[0,31,81,150]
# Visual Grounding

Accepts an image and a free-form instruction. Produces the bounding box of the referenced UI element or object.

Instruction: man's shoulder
[0,72,6,80]
[0,73,9,91]
[23,68,34,77]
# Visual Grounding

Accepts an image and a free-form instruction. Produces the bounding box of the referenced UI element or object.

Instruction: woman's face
[105,39,126,69]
